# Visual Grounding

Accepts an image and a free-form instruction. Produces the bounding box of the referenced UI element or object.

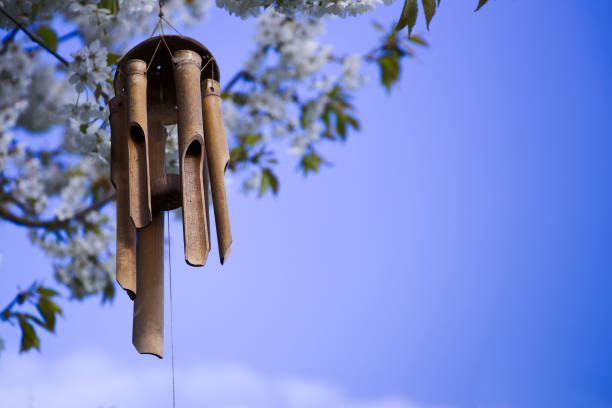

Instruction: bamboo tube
[110,95,137,298]
[132,120,167,358]
[149,121,180,211]
[173,50,210,266]
[132,211,164,358]
[201,79,232,264]
[109,95,123,190]
[203,152,212,251]
[125,59,152,229]
[147,120,168,196]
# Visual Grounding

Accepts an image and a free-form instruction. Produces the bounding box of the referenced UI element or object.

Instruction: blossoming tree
[0,0,488,353]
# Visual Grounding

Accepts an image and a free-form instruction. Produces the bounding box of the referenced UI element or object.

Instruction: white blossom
[0,43,34,132]
[13,158,47,214]
[0,0,373,299]
[55,176,87,221]
[17,64,71,132]
[341,54,365,90]
[69,40,112,94]
[0,132,13,172]
[165,125,179,173]
[216,0,396,19]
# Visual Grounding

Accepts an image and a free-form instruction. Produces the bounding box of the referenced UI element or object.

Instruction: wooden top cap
[113,35,220,97]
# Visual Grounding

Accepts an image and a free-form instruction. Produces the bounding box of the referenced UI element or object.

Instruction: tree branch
[0,5,69,66]
[0,192,115,229]
[2,27,17,44]
[222,70,255,94]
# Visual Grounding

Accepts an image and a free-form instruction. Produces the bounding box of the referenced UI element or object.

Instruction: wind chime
[109,35,232,358]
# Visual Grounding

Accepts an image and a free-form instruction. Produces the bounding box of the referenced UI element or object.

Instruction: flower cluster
[0,43,34,133]
[223,10,363,186]
[0,0,373,300]
[216,0,396,19]
[69,40,112,94]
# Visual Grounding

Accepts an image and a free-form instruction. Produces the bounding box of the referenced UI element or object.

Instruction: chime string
[147,0,178,71]
[167,211,177,408]
[149,18,162,37]
[201,55,215,73]
[145,39,162,72]
[157,0,179,56]
[159,24,175,59]
[148,0,216,81]
[157,0,182,35]
[161,16,182,36]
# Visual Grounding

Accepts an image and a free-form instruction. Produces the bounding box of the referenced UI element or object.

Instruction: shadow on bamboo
[110,95,137,299]
[125,59,152,229]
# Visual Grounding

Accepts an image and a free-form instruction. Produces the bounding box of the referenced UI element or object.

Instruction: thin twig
[0,192,116,229]
[58,30,79,43]
[0,5,69,66]
[2,27,18,44]
[222,70,255,94]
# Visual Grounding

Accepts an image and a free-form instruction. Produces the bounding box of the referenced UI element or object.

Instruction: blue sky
[1,1,611,407]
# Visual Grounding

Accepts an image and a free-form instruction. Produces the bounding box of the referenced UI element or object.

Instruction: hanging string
[161,16,182,36]
[200,55,215,73]
[167,211,176,408]
[145,39,162,72]
[159,24,175,60]
[147,0,176,64]
[158,0,182,35]
[160,7,176,405]
[150,18,162,37]
[147,0,213,78]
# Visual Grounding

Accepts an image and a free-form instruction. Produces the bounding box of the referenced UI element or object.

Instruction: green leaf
[37,286,59,298]
[107,53,120,66]
[98,0,119,14]
[35,296,62,332]
[259,168,279,196]
[372,21,385,32]
[475,0,488,11]
[102,281,115,303]
[36,26,58,52]
[230,145,248,165]
[336,112,347,139]
[259,172,269,195]
[408,35,428,46]
[422,0,436,29]
[397,0,418,35]
[300,152,324,175]
[377,56,400,91]
[244,134,262,146]
[94,84,103,101]
[36,300,56,332]
[346,115,360,131]
[18,316,40,352]
[229,93,249,106]
[31,4,40,20]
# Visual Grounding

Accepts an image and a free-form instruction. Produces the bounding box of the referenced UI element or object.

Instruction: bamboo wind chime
[109,36,232,358]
